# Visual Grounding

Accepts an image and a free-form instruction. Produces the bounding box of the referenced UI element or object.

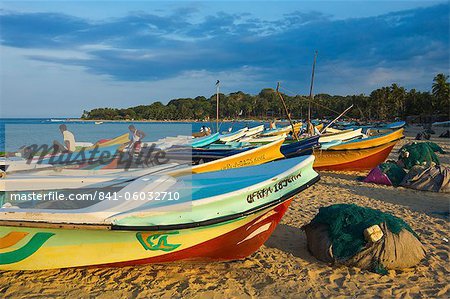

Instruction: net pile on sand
[303,204,426,274]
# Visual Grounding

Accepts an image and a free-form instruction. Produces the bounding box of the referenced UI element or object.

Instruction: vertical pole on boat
[305,51,318,136]
[308,51,318,121]
[216,80,220,133]
[276,82,299,140]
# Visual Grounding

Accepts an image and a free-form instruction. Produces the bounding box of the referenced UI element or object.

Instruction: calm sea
[0,118,265,152]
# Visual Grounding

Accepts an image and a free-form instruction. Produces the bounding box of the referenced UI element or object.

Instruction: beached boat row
[0,121,405,270]
[0,155,319,270]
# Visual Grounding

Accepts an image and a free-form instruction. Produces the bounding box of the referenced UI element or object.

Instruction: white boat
[318,128,365,143]
[219,127,249,142]
[0,163,186,192]
[243,125,264,137]
[240,134,287,143]
[94,121,104,125]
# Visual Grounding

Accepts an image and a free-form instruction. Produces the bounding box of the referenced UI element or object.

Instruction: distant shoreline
[65,118,271,123]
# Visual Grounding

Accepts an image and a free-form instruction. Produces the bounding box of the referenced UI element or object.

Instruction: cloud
[0,4,449,89]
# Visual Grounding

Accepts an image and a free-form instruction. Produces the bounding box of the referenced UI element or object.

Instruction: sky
[0,1,449,117]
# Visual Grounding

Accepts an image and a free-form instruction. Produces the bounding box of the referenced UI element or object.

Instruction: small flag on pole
[216,80,220,86]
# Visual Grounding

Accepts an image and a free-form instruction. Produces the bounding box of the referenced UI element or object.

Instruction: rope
[279,86,345,116]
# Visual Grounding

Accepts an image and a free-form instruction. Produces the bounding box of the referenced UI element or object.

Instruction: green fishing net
[378,162,407,186]
[310,204,417,260]
[398,142,445,170]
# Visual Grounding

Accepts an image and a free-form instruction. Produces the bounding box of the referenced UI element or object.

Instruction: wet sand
[1,125,449,298]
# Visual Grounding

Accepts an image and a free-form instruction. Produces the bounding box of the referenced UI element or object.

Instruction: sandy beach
[0,125,448,298]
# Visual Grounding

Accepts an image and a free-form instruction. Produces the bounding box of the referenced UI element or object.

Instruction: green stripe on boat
[0,232,54,265]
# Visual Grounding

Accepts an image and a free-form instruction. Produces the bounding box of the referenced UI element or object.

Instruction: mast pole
[276,82,299,140]
[308,51,318,121]
[216,80,220,133]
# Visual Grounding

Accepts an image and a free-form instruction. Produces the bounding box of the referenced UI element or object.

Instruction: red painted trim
[314,143,396,171]
[99,199,293,267]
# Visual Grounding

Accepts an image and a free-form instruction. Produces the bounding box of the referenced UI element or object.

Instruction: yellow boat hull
[171,139,285,175]
[313,129,404,171]
[193,138,284,173]
[328,129,404,150]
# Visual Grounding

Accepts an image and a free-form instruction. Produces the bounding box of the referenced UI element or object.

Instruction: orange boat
[313,129,404,171]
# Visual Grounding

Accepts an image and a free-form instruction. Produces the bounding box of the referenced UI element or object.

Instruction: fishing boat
[0,155,319,270]
[384,121,406,129]
[260,123,302,137]
[240,134,287,143]
[174,138,285,175]
[219,127,249,142]
[169,135,318,165]
[165,146,253,165]
[94,121,104,125]
[190,133,220,148]
[280,135,320,158]
[206,141,252,150]
[432,120,450,127]
[318,128,365,143]
[0,163,185,192]
[243,125,264,137]
[313,129,404,171]
[3,134,130,174]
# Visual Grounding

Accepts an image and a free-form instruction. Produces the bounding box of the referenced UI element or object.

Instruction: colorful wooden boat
[190,133,220,148]
[260,123,302,136]
[0,155,319,270]
[174,138,285,175]
[260,123,302,137]
[313,129,404,171]
[206,141,252,150]
[240,134,287,143]
[165,146,254,165]
[170,135,319,165]
[219,127,249,142]
[243,125,264,137]
[3,134,130,173]
[326,129,404,150]
[280,135,320,158]
[384,121,406,129]
[0,163,185,192]
[318,128,364,143]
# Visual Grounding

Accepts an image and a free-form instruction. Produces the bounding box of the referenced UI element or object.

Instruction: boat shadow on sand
[264,224,318,262]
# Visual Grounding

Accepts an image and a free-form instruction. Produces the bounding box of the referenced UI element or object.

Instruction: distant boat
[95,121,104,125]
[432,120,450,127]
[384,121,406,129]
[49,119,64,122]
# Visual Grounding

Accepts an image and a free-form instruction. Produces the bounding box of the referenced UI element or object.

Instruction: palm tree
[432,73,450,114]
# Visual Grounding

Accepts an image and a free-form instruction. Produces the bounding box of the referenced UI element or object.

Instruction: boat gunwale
[0,175,320,231]
[319,131,404,151]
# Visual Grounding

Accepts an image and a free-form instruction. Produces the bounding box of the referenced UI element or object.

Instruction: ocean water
[0,118,265,152]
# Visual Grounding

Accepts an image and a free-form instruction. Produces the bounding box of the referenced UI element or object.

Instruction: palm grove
[82,74,449,121]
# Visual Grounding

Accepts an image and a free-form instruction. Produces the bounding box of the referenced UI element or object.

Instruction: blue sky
[0,1,449,117]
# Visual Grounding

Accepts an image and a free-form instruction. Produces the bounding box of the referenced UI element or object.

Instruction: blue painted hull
[281,135,320,158]
[190,133,220,148]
